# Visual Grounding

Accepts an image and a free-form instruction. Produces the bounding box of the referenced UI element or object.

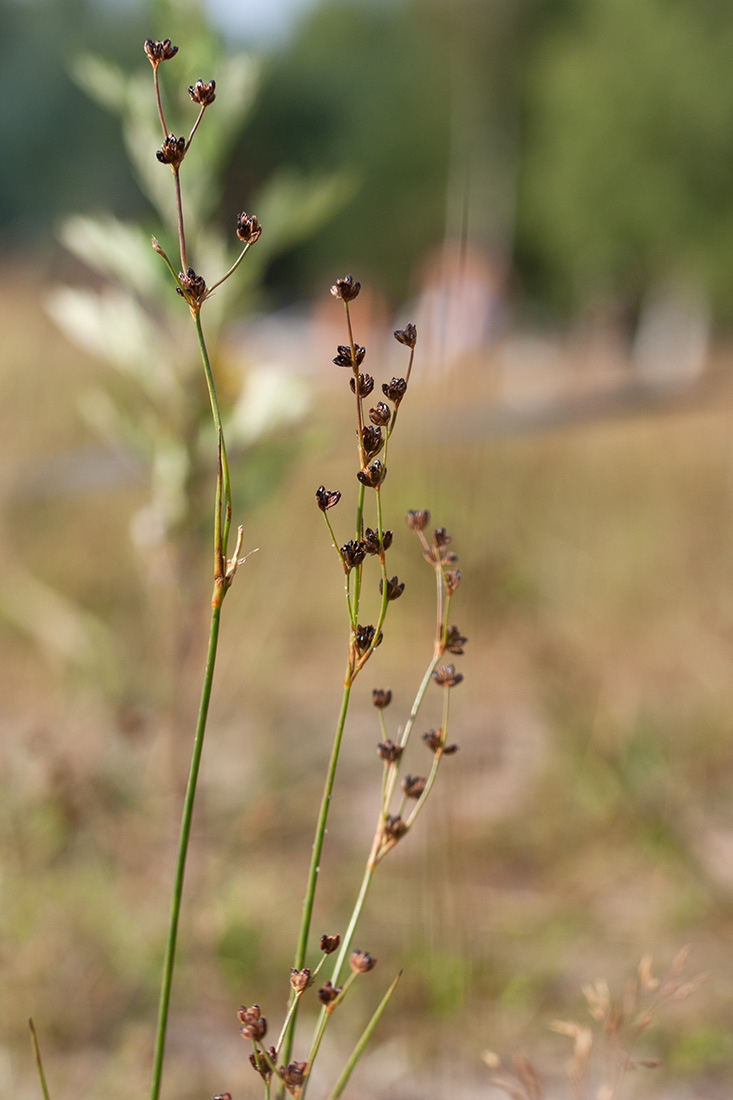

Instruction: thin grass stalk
[326,971,402,1100]
[28,1019,51,1100]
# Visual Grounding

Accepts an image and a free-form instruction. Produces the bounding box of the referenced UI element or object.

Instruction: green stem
[28,1019,51,1100]
[149,600,223,1100]
[326,972,402,1099]
[194,312,232,562]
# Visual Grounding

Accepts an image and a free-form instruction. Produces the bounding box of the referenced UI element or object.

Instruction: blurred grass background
[3,0,733,1097]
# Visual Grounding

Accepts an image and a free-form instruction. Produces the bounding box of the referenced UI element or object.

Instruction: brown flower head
[354,623,382,654]
[382,377,408,406]
[144,38,178,65]
[384,814,407,841]
[315,485,341,511]
[238,1004,267,1041]
[330,274,361,301]
[357,460,386,488]
[394,322,417,348]
[377,739,402,763]
[177,267,207,303]
[407,509,430,531]
[380,575,404,601]
[372,688,392,709]
[340,539,367,570]
[433,527,451,548]
[433,664,464,688]
[188,78,216,106]
[236,212,262,244]
[363,527,392,554]
[290,967,311,993]
[280,1062,308,1092]
[422,728,443,752]
[350,373,375,397]
[320,933,341,954]
[443,569,462,594]
[361,425,383,458]
[156,133,186,167]
[349,949,377,973]
[444,625,467,654]
[318,980,342,1008]
[368,401,392,427]
[249,1048,276,1081]
[333,344,366,368]
[401,774,426,799]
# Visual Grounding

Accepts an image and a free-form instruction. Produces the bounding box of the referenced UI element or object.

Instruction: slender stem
[207,242,253,296]
[28,1019,51,1100]
[186,104,207,149]
[173,168,187,271]
[326,971,402,1099]
[149,600,223,1100]
[194,312,232,561]
[152,66,168,138]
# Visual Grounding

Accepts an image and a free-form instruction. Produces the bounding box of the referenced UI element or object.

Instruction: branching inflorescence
[141,37,465,1100]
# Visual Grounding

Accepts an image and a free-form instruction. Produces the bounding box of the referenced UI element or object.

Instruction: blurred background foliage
[4,0,733,1098]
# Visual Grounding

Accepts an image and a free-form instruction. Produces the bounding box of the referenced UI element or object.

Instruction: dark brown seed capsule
[407,510,430,531]
[394,322,417,348]
[382,377,407,405]
[333,344,366,368]
[330,274,361,301]
[444,625,467,654]
[350,373,375,397]
[422,729,443,752]
[236,212,262,244]
[320,933,341,954]
[144,38,178,64]
[354,624,382,654]
[318,980,342,1007]
[177,267,207,303]
[316,485,341,511]
[368,401,391,426]
[156,134,186,167]
[383,815,407,841]
[361,425,383,458]
[290,968,311,993]
[372,688,392,708]
[432,665,464,688]
[349,950,377,973]
[377,740,402,763]
[380,576,404,601]
[356,460,385,488]
[341,539,367,570]
[188,78,216,105]
[401,775,426,799]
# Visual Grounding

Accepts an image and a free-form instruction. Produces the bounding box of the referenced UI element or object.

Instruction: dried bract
[407,509,429,531]
[357,460,386,488]
[372,688,392,709]
[394,322,417,348]
[380,575,405,601]
[377,740,402,763]
[382,377,408,406]
[315,485,341,511]
[188,78,216,105]
[350,373,375,397]
[433,664,464,688]
[290,967,311,993]
[330,274,361,301]
[368,401,391,426]
[236,212,262,244]
[144,38,178,65]
[445,625,467,654]
[401,775,426,799]
[349,950,377,973]
[156,134,186,167]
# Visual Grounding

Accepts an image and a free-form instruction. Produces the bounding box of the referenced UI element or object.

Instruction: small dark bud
[354,623,382,654]
[394,322,417,348]
[377,740,402,763]
[156,133,186,167]
[318,980,342,1008]
[433,527,451,547]
[236,212,262,244]
[350,373,375,397]
[422,729,443,752]
[445,625,467,654]
[380,575,404,601]
[361,425,383,458]
[249,1048,276,1080]
[357,460,386,488]
[384,815,407,841]
[372,688,392,708]
[368,401,391,426]
[280,1062,308,1092]
[316,485,341,511]
[290,967,311,993]
[144,38,178,65]
[433,665,464,688]
[382,377,408,406]
[349,950,377,973]
[401,775,426,799]
[333,344,366,368]
[330,274,361,301]
[341,539,367,570]
[407,510,430,532]
[238,1004,267,1041]
[444,569,462,594]
[320,933,341,954]
[443,743,460,755]
[188,78,216,105]
[177,267,207,303]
